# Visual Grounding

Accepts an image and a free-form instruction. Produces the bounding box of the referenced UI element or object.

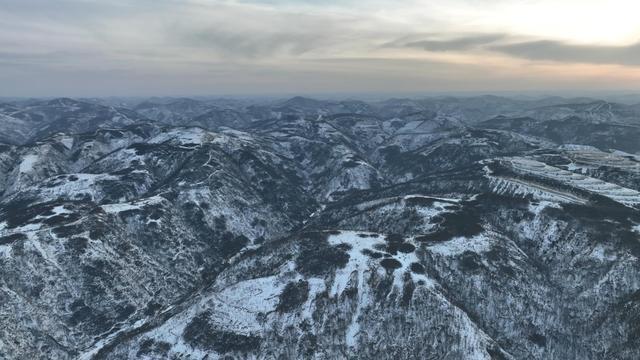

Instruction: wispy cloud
[397,34,507,52]
[491,40,640,66]
[1,0,639,96]
[392,32,640,67]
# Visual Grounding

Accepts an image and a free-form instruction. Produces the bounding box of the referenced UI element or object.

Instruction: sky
[2,0,640,97]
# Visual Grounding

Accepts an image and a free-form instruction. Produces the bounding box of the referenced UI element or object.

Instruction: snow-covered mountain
[0,98,151,145]
[1,95,640,359]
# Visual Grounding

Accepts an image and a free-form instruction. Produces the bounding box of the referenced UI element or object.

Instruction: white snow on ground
[354,197,398,211]
[8,223,41,236]
[181,188,269,240]
[78,319,148,360]
[18,154,38,173]
[0,114,29,140]
[137,311,208,360]
[328,232,377,297]
[345,267,367,348]
[0,205,74,259]
[327,231,436,348]
[559,144,601,152]
[0,221,49,242]
[353,195,459,233]
[218,128,255,142]
[392,248,434,287]
[324,164,378,199]
[148,128,213,145]
[565,162,588,173]
[427,234,492,257]
[325,230,503,356]
[328,231,437,292]
[609,150,640,164]
[0,220,13,257]
[506,157,640,207]
[28,238,64,273]
[78,229,510,358]
[122,261,305,358]
[327,232,376,349]
[41,205,72,218]
[27,174,119,202]
[528,201,561,216]
[561,147,640,173]
[487,174,587,204]
[212,275,285,333]
[0,245,11,258]
[101,195,165,213]
[633,225,640,235]
[590,246,617,262]
[486,156,640,206]
[302,278,326,319]
[59,136,74,149]
[404,194,461,203]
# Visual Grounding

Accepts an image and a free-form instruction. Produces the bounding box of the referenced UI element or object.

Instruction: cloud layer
[1,0,639,96]
[493,40,640,66]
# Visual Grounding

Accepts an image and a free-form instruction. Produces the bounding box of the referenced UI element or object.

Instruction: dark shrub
[380,258,402,272]
[362,249,384,259]
[65,237,89,254]
[529,333,547,347]
[401,278,416,307]
[459,251,483,272]
[53,224,84,238]
[183,312,262,353]
[410,262,425,274]
[387,242,415,255]
[0,233,27,245]
[277,280,310,313]
[295,233,350,276]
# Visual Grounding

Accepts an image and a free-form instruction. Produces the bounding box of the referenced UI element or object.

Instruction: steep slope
[0,126,317,359]
[0,98,151,145]
[519,101,640,125]
[97,184,640,359]
[478,115,640,153]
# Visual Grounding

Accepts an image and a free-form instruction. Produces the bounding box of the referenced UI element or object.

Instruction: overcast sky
[2,0,640,97]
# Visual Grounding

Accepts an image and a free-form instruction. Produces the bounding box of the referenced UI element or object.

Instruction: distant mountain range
[1,95,640,359]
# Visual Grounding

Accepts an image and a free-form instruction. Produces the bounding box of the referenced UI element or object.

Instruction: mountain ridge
[1,95,640,359]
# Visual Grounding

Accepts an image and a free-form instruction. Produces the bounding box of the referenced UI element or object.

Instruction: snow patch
[50,205,71,216]
[327,232,375,348]
[590,246,617,262]
[60,136,74,149]
[528,201,561,216]
[18,173,120,203]
[559,144,601,152]
[506,157,640,207]
[0,245,11,258]
[78,318,148,360]
[327,231,435,348]
[101,196,165,213]
[427,234,492,257]
[404,194,461,203]
[210,275,286,333]
[328,232,375,297]
[148,128,213,146]
[488,175,586,204]
[19,154,38,173]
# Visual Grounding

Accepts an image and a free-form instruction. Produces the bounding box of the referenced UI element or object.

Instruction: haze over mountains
[1,95,640,359]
